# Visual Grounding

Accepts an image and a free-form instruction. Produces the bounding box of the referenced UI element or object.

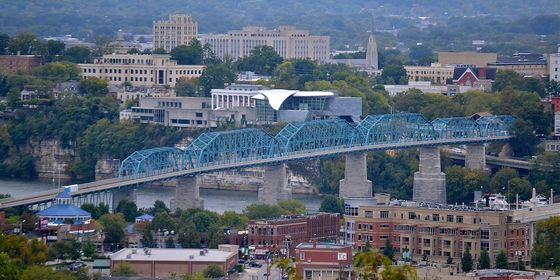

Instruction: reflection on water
[0,179,322,214]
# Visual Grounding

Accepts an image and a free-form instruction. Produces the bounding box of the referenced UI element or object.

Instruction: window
[432,214,439,221]
[380,224,389,229]
[481,230,490,240]
[365,211,373,218]
[408,212,417,219]
[195,112,203,117]
[447,215,454,222]
[457,216,464,223]
[380,211,389,219]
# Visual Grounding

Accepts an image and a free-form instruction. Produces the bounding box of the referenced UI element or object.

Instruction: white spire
[365,18,378,70]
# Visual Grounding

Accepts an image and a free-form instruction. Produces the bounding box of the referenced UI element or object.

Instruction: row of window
[170,119,206,125]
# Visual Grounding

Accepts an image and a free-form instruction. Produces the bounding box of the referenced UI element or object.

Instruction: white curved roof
[251,89,334,110]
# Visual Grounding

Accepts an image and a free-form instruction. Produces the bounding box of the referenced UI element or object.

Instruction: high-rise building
[153,14,198,52]
[199,26,330,62]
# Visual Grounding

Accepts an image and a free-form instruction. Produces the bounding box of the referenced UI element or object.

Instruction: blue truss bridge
[0,113,514,209]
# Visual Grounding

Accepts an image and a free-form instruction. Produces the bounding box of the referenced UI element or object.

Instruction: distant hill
[0,0,558,49]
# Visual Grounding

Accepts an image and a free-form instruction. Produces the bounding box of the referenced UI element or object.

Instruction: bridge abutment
[465,144,487,170]
[258,164,291,204]
[339,153,372,198]
[170,176,204,211]
[112,187,137,210]
[413,147,447,204]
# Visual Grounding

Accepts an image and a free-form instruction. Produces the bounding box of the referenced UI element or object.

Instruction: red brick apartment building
[0,55,42,73]
[343,197,532,267]
[248,213,339,251]
[293,242,353,280]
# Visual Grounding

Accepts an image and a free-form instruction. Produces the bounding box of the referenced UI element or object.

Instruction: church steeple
[365,18,378,70]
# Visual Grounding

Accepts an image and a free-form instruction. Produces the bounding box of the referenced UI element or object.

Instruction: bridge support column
[465,144,486,170]
[413,147,446,204]
[339,153,372,198]
[112,187,137,211]
[170,176,204,211]
[258,164,291,205]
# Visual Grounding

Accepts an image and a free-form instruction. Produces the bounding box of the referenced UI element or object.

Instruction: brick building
[110,246,238,278]
[0,55,42,74]
[248,213,339,252]
[293,242,353,280]
[342,197,532,268]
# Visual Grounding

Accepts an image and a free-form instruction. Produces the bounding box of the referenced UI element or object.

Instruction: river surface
[0,179,322,213]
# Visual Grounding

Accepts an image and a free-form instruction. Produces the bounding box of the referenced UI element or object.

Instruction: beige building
[405,63,455,85]
[488,53,548,77]
[438,52,497,68]
[199,26,330,62]
[343,197,532,268]
[79,54,204,87]
[153,14,198,52]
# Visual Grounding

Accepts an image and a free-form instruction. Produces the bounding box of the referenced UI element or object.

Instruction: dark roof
[453,67,496,80]
[494,53,546,65]
[38,204,91,217]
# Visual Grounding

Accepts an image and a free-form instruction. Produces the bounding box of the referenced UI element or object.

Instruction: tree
[8,33,40,55]
[277,200,305,214]
[273,257,298,280]
[446,255,453,264]
[493,70,526,92]
[203,264,225,278]
[175,78,201,97]
[140,224,157,248]
[170,39,203,65]
[236,45,283,75]
[219,211,248,229]
[408,45,433,65]
[153,48,167,54]
[177,221,200,248]
[478,249,491,269]
[0,252,21,280]
[152,200,170,214]
[381,63,407,85]
[0,33,9,55]
[461,247,473,272]
[82,240,96,260]
[490,168,519,193]
[99,213,126,248]
[206,223,224,249]
[190,210,220,232]
[35,61,80,82]
[354,249,415,280]
[198,62,236,96]
[43,40,66,62]
[516,256,525,271]
[165,237,175,248]
[152,211,177,232]
[383,239,395,261]
[20,265,77,280]
[495,250,508,269]
[243,204,285,220]
[319,195,344,215]
[116,200,138,223]
[510,119,539,157]
[533,216,560,271]
[111,262,137,276]
[62,47,91,63]
[79,77,108,96]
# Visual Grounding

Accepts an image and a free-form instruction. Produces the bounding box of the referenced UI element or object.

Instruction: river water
[0,179,322,213]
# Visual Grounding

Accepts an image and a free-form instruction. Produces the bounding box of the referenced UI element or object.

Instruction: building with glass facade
[251,89,362,124]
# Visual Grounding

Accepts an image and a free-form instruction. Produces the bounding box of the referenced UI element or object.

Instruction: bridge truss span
[119,147,184,178]
[357,113,435,145]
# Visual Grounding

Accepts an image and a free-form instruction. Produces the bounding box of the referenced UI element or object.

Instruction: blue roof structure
[56,188,72,199]
[135,214,154,221]
[38,204,91,218]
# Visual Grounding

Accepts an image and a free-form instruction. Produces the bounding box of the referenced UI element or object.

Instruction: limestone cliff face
[23,140,75,180]
[94,156,121,181]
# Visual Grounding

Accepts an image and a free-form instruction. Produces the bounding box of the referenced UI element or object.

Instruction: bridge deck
[0,136,510,209]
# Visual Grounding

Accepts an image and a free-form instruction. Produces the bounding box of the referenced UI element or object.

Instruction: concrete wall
[169,176,204,211]
[258,164,291,204]
[339,153,372,198]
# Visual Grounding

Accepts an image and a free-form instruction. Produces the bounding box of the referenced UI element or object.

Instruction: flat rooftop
[296,242,350,250]
[110,248,235,262]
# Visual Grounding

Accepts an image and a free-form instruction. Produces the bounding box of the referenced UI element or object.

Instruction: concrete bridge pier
[465,144,487,170]
[112,187,137,210]
[258,164,291,205]
[413,147,446,204]
[339,153,372,198]
[170,176,204,211]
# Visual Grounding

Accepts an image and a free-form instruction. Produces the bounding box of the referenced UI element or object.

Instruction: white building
[199,26,330,62]
[548,46,560,82]
[153,14,198,52]
[211,84,268,110]
[79,54,204,87]
[383,81,476,96]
